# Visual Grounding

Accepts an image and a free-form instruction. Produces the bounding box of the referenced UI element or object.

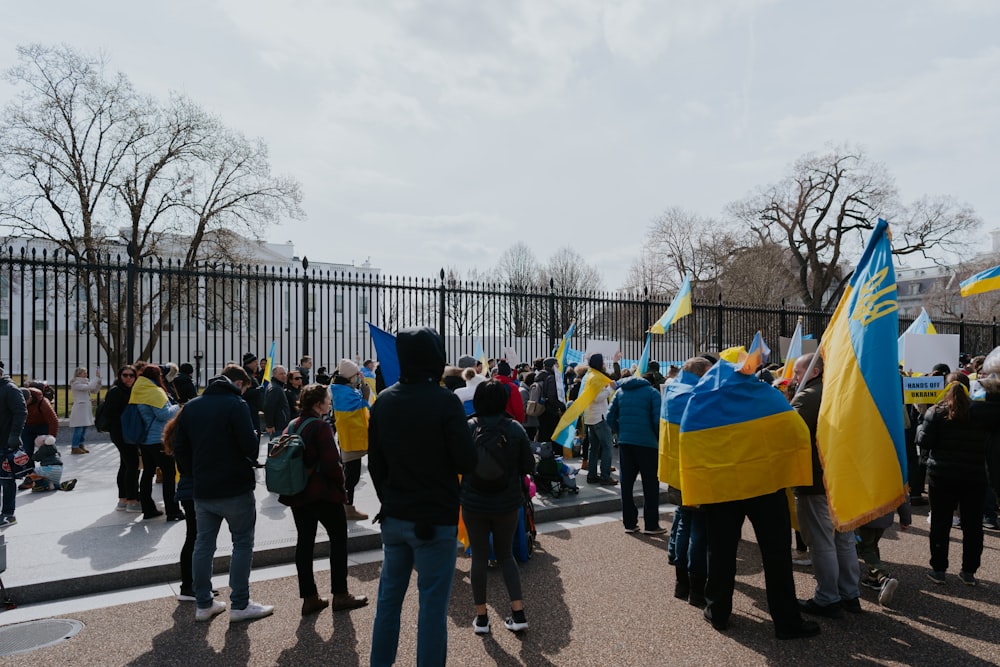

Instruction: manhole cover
[0,618,84,657]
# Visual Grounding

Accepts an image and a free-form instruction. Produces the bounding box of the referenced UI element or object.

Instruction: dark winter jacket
[368,327,476,526]
[278,415,348,508]
[607,377,661,448]
[0,375,27,450]
[172,373,198,404]
[791,376,825,495]
[917,396,1000,485]
[24,387,58,436]
[263,379,291,432]
[534,369,564,414]
[173,375,260,499]
[460,414,535,514]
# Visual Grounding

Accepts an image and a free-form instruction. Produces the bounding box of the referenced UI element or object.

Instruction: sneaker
[983,518,999,530]
[60,479,77,491]
[792,556,812,566]
[229,600,274,623]
[18,479,34,491]
[586,477,600,484]
[116,501,128,511]
[143,510,164,520]
[600,478,618,486]
[473,615,490,635]
[624,525,640,533]
[125,501,142,513]
[177,589,220,602]
[644,526,668,535]
[959,571,977,586]
[504,614,528,633]
[860,575,882,591]
[165,512,186,522]
[798,598,844,619]
[195,600,226,622]
[878,578,899,606]
[927,570,946,585]
[0,515,16,528]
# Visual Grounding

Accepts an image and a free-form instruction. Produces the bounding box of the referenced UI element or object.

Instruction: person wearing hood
[492,360,525,423]
[172,364,274,623]
[534,356,565,443]
[608,371,663,532]
[368,327,476,667]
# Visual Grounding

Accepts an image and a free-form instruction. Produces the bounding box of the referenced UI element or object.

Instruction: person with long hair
[131,365,181,521]
[462,380,535,635]
[105,366,140,512]
[917,372,1000,586]
[278,383,368,616]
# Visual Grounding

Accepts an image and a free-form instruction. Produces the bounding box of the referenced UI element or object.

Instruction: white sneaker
[504,615,529,632]
[878,578,899,607]
[195,600,226,622]
[473,616,491,634]
[229,600,274,623]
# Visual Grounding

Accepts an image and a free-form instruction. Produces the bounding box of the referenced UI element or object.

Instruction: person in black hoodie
[368,327,476,667]
[173,363,198,404]
[172,364,273,624]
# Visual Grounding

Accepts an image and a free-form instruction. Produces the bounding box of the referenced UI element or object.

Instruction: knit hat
[179,362,194,375]
[588,353,604,371]
[337,358,360,378]
[543,357,557,370]
[496,360,512,377]
[242,352,257,365]
[457,355,477,369]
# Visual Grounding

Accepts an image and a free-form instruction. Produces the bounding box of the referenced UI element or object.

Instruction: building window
[909,284,920,296]
[34,319,48,331]
[358,295,368,315]
[335,294,344,314]
[0,319,7,336]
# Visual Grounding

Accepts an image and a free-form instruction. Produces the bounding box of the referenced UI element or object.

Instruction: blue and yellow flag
[551,368,615,451]
[261,340,276,388]
[330,382,370,454]
[781,318,804,381]
[553,322,575,404]
[817,218,907,530]
[678,360,812,506]
[657,370,700,488]
[960,263,1000,297]
[367,322,400,386]
[637,332,653,377]
[650,274,692,334]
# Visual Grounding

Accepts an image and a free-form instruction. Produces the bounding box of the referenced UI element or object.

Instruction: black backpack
[94,398,112,432]
[469,419,513,493]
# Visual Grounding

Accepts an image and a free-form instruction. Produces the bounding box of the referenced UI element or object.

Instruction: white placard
[500,346,520,368]
[582,339,620,366]
[901,333,960,375]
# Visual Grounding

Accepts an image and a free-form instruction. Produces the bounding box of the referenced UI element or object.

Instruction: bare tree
[540,247,603,339]
[0,44,303,367]
[494,242,542,337]
[728,145,980,311]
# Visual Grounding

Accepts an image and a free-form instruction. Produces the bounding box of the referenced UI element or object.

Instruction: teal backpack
[265,417,318,495]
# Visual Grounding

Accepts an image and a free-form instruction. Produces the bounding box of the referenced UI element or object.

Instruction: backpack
[524,382,545,417]
[265,417,319,495]
[468,419,513,493]
[120,404,150,445]
[94,398,112,432]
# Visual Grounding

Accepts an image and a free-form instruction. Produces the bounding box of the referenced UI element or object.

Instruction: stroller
[532,441,579,498]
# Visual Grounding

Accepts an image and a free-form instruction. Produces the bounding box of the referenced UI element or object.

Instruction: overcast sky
[3,1,998,289]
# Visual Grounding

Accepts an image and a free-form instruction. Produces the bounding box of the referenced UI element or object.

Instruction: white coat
[68,375,101,428]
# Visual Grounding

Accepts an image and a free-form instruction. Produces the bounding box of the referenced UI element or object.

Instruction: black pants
[929,476,985,574]
[113,439,140,500]
[463,508,523,606]
[703,489,802,633]
[537,410,560,443]
[138,444,179,515]
[179,498,197,591]
[292,501,348,598]
[344,459,362,505]
[619,444,661,531]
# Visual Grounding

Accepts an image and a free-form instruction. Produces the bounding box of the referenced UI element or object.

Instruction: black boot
[674,567,690,600]
[688,574,707,609]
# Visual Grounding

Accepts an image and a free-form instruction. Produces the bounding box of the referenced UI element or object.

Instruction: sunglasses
[121,373,136,378]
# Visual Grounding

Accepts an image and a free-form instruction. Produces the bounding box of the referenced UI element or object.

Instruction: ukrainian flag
[650,274,692,334]
[960,263,1000,297]
[817,219,907,530]
[678,360,812,506]
[781,319,804,381]
[657,370,700,488]
[637,332,652,377]
[551,368,615,450]
[330,383,370,454]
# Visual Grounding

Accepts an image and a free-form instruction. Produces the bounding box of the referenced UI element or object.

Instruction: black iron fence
[2,242,997,416]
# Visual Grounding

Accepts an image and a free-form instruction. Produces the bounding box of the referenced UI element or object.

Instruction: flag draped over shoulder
[330,383,370,453]
[678,361,812,506]
[817,218,907,531]
[551,369,614,449]
[657,370,700,487]
[650,274,692,334]
[367,323,400,386]
[261,340,276,388]
[897,306,936,366]
[960,263,1000,297]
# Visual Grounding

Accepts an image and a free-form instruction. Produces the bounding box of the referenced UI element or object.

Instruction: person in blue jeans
[368,327,476,666]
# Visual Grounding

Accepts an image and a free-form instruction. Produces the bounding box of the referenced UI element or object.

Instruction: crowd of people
[0,337,998,663]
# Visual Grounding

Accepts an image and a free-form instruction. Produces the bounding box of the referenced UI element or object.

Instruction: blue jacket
[136,402,180,445]
[173,376,260,500]
[607,377,661,449]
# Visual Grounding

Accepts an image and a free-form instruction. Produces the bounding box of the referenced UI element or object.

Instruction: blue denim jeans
[671,506,708,577]
[72,426,87,449]
[193,491,257,610]
[371,517,458,667]
[586,420,613,480]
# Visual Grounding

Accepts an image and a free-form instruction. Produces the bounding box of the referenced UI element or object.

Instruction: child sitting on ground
[29,436,77,492]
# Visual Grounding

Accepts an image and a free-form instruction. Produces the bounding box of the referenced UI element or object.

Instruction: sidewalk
[0,426,664,607]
